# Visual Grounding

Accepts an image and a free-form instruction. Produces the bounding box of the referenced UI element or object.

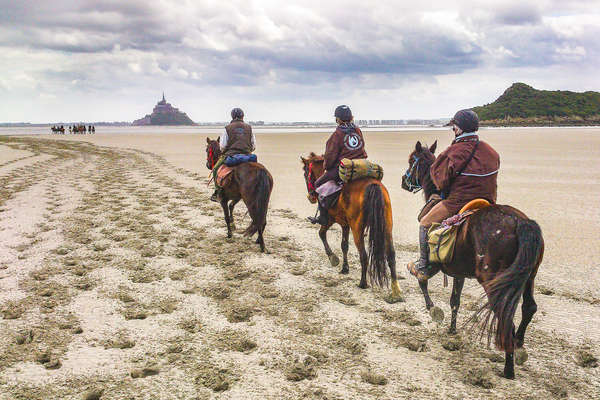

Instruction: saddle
[216,165,234,187]
[428,198,490,264]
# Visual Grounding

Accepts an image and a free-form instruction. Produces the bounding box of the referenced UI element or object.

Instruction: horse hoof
[358,283,368,290]
[329,254,340,267]
[227,233,233,238]
[515,348,528,365]
[430,306,444,323]
[340,267,349,275]
[447,327,457,335]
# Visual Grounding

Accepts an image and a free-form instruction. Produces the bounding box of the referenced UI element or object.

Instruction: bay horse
[300,153,402,298]
[401,140,544,379]
[205,138,273,252]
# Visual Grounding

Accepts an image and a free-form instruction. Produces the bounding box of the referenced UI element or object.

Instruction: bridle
[304,161,317,195]
[403,155,423,193]
[206,143,218,169]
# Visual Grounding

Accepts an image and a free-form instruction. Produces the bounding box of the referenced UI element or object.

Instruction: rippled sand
[0,130,598,399]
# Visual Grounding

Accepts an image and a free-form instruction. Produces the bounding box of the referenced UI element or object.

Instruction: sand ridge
[0,136,598,399]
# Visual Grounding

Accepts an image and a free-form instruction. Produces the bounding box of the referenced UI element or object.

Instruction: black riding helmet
[449,109,479,133]
[231,107,244,120]
[334,105,353,122]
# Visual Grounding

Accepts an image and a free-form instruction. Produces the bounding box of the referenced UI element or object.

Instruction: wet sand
[0,130,598,399]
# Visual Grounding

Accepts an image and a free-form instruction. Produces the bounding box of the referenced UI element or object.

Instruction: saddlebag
[224,153,257,166]
[338,158,384,183]
[428,210,475,264]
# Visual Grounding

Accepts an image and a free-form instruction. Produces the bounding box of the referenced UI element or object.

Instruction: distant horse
[401,140,544,379]
[300,153,401,297]
[205,138,273,252]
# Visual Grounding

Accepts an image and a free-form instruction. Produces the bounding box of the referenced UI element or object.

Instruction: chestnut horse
[300,153,402,298]
[206,138,273,252]
[401,141,544,379]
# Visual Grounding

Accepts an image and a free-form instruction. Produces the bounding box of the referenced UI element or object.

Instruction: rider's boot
[210,188,222,202]
[407,225,432,282]
[307,203,329,226]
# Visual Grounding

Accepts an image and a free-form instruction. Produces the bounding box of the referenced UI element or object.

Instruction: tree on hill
[472,83,600,121]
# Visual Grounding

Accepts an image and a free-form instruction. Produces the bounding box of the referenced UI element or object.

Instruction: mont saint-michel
[132,93,195,126]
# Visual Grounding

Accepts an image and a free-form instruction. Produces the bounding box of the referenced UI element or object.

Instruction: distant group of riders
[50,124,95,134]
[206,106,544,380]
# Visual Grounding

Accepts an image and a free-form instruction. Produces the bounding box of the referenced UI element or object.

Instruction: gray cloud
[1,0,599,121]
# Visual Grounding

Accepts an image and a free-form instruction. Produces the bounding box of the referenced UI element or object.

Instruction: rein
[305,162,316,194]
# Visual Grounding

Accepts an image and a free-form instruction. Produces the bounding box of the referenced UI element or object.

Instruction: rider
[407,109,500,282]
[308,105,367,225]
[210,107,256,202]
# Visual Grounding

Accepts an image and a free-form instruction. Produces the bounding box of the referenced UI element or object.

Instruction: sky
[1,0,599,123]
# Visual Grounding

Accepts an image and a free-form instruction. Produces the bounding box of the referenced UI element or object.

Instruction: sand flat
[0,132,598,399]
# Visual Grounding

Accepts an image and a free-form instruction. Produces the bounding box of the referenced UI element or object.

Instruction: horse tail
[362,183,389,287]
[475,218,543,351]
[244,167,272,237]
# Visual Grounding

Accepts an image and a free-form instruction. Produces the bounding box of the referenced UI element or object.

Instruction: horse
[300,153,402,298]
[205,138,273,252]
[401,140,544,379]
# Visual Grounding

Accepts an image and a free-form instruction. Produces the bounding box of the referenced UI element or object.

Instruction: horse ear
[217,136,220,143]
[415,141,423,153]
[300,156,306,164]
[206,137,211,144]
[429,140,437,154]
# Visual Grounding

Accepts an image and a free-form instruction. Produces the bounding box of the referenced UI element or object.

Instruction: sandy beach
[0,129,599,399]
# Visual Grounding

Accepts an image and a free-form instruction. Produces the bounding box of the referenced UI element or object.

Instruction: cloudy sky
[1,0,599,123]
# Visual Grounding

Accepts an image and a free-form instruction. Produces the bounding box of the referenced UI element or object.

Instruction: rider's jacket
[431,134,500,209]
[222,120,254,157]
[323,123,368,171]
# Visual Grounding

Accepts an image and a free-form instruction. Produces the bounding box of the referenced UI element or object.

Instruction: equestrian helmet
[231,107,244,120]
[450,109,479,133]
[334,105,353,122]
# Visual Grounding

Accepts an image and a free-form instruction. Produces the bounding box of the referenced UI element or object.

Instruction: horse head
[205,137,221,170]
[300,152,324,204]
[401,140,438,197]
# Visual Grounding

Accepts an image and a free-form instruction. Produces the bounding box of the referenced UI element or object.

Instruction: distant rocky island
[132,93,195,126]
[472,83,600,126]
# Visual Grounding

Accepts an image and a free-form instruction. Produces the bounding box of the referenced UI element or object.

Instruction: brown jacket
[323,124,367,171]
[223,120,254,156]
[431,135,500,210]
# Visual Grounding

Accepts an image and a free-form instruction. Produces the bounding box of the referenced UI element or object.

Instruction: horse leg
[448,277,465,334]
[228,199,240,231]
[340,226,349,274]
[387,242,402,299]
[515,278,537,348]
[349,226,368,289]
[219,198,232,238]
[319,224,339,267]
[512,277,536,367]
[257,227,266,253]
[504,349,515,379]
[418,280,435,310]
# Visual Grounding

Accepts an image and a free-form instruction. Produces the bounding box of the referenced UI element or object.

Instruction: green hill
[472,83,600,126]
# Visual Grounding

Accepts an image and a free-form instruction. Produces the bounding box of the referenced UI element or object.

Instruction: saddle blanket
[316,180,343,209]
[224,153,257,167]
[216,165,234,187]
[339,158,384,183]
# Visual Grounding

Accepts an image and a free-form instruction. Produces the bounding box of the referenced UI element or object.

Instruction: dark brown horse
[401,140,544,379]
[206,138,273,252]
[300,153,402,297]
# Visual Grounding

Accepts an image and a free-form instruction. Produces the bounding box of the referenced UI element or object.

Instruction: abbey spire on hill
[132,93,195,125]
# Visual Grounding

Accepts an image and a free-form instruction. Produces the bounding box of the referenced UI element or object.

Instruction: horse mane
[303,152,324,163]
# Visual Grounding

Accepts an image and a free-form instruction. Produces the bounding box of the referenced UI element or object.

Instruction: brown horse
[401,140,544,379]
[300,153,402,297]
[206,138,273,252]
